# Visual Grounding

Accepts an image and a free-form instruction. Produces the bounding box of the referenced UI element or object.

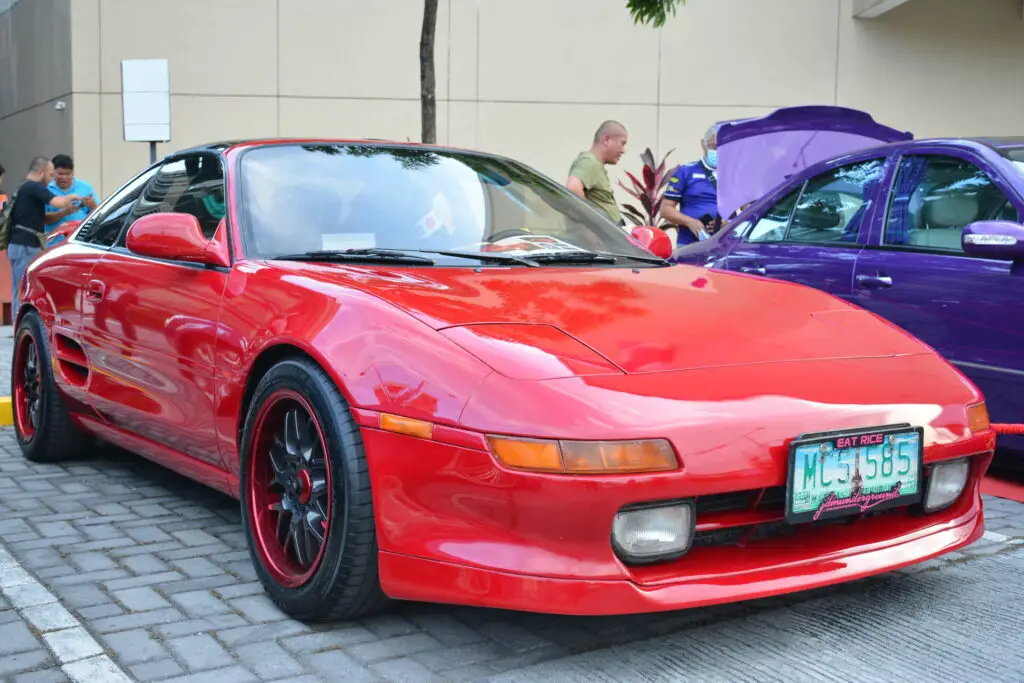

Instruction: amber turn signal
[967,402,990,434]
[379,413,434,440]
[487,436,678,475]
[487,437,565,473]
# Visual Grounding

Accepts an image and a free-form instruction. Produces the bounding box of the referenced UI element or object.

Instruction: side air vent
[54,335,89,387]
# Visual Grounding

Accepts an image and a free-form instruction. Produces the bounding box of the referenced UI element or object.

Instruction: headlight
[612,502,694,563]
[486,437,678,474]
[923,457,971,513]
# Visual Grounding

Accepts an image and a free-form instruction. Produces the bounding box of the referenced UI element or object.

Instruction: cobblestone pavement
[1,328,1023,681]
[1,433,1022,683]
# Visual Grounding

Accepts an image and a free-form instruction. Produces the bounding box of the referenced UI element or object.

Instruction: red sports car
[12,139,995,621]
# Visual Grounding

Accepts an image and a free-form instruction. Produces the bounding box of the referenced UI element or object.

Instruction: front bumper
[378,478,985,615]
[362,421,992,615]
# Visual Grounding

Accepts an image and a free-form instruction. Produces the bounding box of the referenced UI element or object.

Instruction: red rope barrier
[992,423,1024,435]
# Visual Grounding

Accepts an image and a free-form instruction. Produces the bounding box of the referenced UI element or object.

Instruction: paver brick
[112,586,172,612]
[128,658,186,681]
[155,574,240,595]
[303,650,377,683]
[103,570,184,591]
[42,626,104,661]
[228,594,287,623]
[280,627,377,654]
[70,552,119,573]
[92,607,186,634]
[213,620,311,647]
[12,668,71,683]
[101,628,171,664]
[169,589,235,617]
[349,633,445,663]
[372,656,447,682]
[154,613,248,638]
[120,554,171,575]
[77,603,124,620]
[161,666,259,683]
[236,641,306,679]
[0,649,54,677]
[167,633,236,671]
[0,620,46,655]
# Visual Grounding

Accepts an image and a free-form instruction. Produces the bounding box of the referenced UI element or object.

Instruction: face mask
[705,149,718,169]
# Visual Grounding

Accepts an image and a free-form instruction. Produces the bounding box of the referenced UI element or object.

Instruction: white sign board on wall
[121,59,170,143]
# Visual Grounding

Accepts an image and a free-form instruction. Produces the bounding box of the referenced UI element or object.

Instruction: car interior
[897,158,1018,251]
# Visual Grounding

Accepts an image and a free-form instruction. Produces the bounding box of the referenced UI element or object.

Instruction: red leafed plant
[618,147,675,228]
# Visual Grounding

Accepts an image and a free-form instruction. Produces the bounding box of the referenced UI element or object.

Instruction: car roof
[166,137,471,159]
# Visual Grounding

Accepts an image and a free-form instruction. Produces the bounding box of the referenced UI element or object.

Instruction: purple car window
[884,155,1017,252]
[744,158,884,246]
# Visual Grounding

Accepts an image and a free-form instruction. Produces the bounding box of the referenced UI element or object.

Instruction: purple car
[672,106,1024,462]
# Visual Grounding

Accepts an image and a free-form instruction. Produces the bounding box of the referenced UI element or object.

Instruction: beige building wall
[4,0,1024,208]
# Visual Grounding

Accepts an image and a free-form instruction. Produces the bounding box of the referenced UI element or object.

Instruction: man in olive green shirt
[566,120,628,224]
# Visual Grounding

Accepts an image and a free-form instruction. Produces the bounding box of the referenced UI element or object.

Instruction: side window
[117,154,226,248]
[884,155,1017,252]
[786,158,886,244]
[746,188,800,243]
[74,167,159,247]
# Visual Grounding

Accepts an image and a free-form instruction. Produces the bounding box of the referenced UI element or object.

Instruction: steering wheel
[486,229,532,243]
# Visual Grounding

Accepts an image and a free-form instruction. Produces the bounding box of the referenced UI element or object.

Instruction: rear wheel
[12,310,85,462]
[239,357,389,621]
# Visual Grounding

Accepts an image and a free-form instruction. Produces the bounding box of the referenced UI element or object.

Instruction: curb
[0,396,11,426]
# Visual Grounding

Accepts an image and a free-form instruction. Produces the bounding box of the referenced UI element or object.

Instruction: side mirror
[962,220,1024,261]
[45,220,81,247]
[630,226,673,259]
[125,212,230,268]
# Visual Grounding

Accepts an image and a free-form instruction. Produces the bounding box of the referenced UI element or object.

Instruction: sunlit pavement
[0,328,1022,682]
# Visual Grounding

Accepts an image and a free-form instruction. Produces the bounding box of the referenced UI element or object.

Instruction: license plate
[786,425,923,525]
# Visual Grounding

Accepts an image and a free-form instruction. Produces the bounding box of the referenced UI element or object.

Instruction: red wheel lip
[13,331,38,442]
[247,389,333,589]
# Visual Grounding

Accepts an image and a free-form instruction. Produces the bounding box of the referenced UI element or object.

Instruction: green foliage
[626,0,686,27]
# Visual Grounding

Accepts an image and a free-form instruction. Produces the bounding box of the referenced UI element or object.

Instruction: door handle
[856,273,893,288]
[740,265,767,276]
[86,279,106,301]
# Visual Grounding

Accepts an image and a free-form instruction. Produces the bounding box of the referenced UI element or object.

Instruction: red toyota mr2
[13,139,994,621]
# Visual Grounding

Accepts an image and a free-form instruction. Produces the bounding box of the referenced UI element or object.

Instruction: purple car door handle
[740,265,767,276]
[856,273,893,288]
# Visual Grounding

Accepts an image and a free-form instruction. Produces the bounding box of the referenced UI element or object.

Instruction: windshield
[236,143,655,265]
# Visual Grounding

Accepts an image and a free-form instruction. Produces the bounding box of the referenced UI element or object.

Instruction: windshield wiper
[598,251,671,265]
[272,249,436,265]
[526,251,618,265]
[425,250,540,268]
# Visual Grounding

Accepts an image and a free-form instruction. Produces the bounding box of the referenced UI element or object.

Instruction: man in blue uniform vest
[660,123,721,246]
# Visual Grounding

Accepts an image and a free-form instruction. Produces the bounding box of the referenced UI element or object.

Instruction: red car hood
[294,263,931,377]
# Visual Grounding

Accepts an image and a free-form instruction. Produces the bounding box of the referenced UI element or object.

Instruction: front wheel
[239,357,388,621]
[12,310,85,462]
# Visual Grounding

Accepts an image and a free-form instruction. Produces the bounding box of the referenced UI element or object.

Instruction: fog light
[612,502,693,564]
[924,457,970,513]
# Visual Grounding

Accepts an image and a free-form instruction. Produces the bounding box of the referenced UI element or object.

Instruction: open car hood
[716,106,913,219]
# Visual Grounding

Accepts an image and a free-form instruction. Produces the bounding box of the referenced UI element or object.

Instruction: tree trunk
[420,0,438,144]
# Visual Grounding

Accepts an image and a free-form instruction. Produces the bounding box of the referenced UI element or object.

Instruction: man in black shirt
[8,156,81,313]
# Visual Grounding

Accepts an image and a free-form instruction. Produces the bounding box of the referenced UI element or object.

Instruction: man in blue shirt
[660,123,721,246]
[46,154,98,234]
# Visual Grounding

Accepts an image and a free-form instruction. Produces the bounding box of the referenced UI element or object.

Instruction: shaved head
[594,120,627,144]
[591,120,628,164]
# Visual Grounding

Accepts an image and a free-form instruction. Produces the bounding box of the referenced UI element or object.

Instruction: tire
[12,309,85,462]
[239,356,389,621]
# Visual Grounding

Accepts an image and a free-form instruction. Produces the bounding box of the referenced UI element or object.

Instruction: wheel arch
[237,342,354,444]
